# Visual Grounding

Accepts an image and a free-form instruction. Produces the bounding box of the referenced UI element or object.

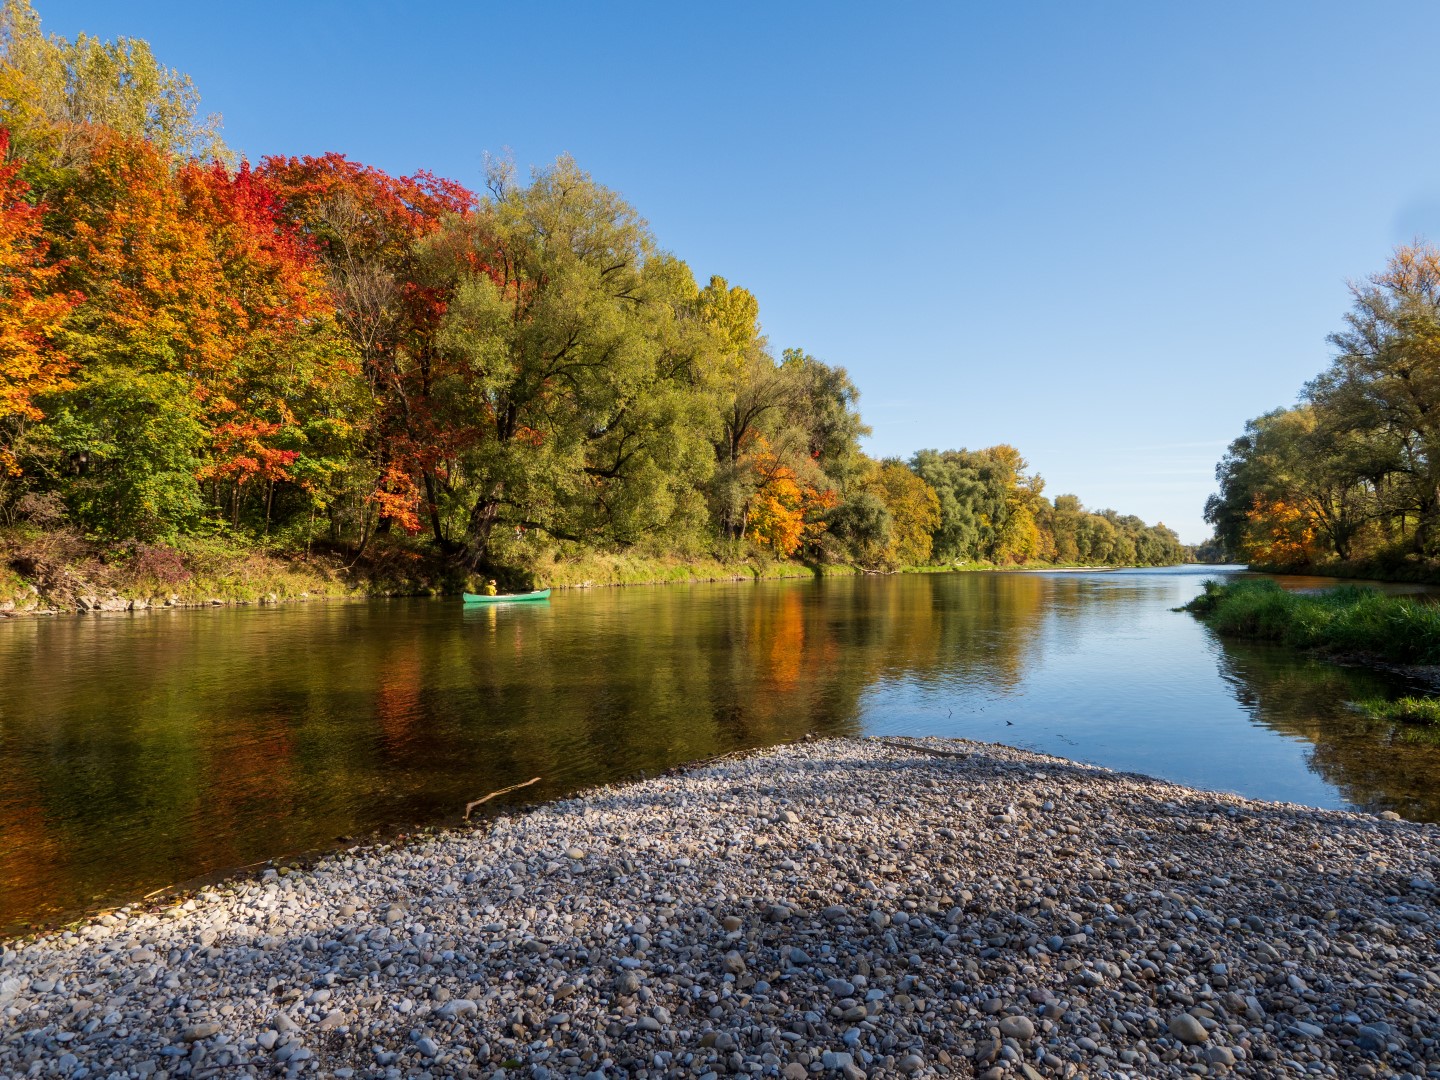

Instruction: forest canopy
[0,2,1185,580]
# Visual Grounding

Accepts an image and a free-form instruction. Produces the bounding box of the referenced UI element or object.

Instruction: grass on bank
[1183,578,1440,728]
[0,527,463,611]
[1250,550,1440,586]
[0,527,865,611]
[520,549,856,589]
[1181,577,1440,665]
[1354,696,1440,725]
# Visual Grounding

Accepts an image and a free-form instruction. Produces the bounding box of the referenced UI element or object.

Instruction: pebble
[1168,1012,1210,1045]
[998,1015,1035,1040]
[0,736,1435,1079]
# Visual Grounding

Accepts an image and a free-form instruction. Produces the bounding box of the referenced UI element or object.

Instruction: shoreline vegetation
[0,3,1186,604]
[0,530,1173,617]
[1181,578,1440,721]
[3,738,1438,1078]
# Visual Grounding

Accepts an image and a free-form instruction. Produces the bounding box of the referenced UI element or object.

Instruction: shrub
[127,542,191,586]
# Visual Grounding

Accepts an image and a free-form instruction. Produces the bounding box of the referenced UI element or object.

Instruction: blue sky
[45,2,1440,542]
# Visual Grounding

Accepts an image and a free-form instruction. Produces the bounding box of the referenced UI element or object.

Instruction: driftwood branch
[464,776,542,820]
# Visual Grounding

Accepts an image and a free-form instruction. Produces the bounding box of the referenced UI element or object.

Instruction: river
[2,564,1437,934]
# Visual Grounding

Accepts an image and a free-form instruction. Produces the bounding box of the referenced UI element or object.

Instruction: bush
[127,542,191,586]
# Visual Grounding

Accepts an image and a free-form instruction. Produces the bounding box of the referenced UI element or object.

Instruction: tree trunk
[464,483,506,569]
[423,469,447,549]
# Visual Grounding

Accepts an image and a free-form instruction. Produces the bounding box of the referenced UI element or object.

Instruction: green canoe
[463,588,551,604]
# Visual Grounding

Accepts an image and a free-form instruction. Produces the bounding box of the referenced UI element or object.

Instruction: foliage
[825,459,940,569]
[418,156,723,566]
[912,446,1183,568]
[19,129,357,537]
[1208,244,1440,575]
[0,4,1187,583]
[0,0,225,177]
[258,150,476,545]
[0,126,74,477]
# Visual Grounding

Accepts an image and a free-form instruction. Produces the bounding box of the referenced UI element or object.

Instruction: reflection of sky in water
[857,567,1428,811]
[2,564,1437,933]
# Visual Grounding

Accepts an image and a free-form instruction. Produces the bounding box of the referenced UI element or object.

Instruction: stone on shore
[1,736,1437,1078]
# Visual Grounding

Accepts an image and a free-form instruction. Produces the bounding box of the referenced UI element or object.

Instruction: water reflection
[1,567,1436,934]
[1212,637,1440,820]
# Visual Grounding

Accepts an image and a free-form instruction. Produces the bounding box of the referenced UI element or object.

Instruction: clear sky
[43,1,1440,542]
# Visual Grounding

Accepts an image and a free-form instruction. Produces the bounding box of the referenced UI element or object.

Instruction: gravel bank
[2,737,1438,1080]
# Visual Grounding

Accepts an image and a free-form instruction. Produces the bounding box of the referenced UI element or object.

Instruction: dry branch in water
[464,776,542,820]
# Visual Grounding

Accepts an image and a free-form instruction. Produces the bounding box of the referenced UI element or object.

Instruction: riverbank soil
[2,738,1435,1078]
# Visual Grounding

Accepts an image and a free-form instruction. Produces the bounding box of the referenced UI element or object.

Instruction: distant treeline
[1207,244,1440,579]
[0,2,1184,577]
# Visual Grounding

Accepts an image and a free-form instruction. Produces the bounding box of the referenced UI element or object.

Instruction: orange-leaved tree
[745,435,835,556]
[0,127,77,478]
[1243,494,1319,567]
[43,132,354,536]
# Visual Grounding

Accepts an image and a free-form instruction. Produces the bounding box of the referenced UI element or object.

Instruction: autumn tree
[0,0,225,181]
[258,152,476,546]
[33,132,354,537]
[0,127,74,485]
[868,460,940,566]
[828,458,940,569]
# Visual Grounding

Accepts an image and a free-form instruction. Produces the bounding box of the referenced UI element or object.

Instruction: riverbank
[0,530,452,617]
[3,738,1436,1079]
[0,530,849,617]
[1181,578,1440,667]
[1251,556,1440,586]
[0,528,1187,617]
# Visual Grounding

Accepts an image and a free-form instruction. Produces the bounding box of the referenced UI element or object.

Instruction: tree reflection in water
[1213,637,1440,821]
[3,568,1438,934]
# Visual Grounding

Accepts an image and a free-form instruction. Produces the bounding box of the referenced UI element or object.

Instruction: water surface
[2,565,1436,933]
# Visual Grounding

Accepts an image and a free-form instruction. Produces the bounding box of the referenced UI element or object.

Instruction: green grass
[521,549,860,589]
[1180,577,1440,664]
[1355,696,1440,725]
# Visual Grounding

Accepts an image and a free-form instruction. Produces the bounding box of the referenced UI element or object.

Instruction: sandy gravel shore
[2,737,1437,1079]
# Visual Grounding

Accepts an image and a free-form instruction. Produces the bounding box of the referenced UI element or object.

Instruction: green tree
[424,156,720,567]
[1304,244,1440,555]
[44,367,206,538]
[780,347,870,490]
[0,0,225,179]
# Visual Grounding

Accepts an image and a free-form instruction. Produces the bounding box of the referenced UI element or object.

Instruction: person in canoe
[483,579,498,596]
